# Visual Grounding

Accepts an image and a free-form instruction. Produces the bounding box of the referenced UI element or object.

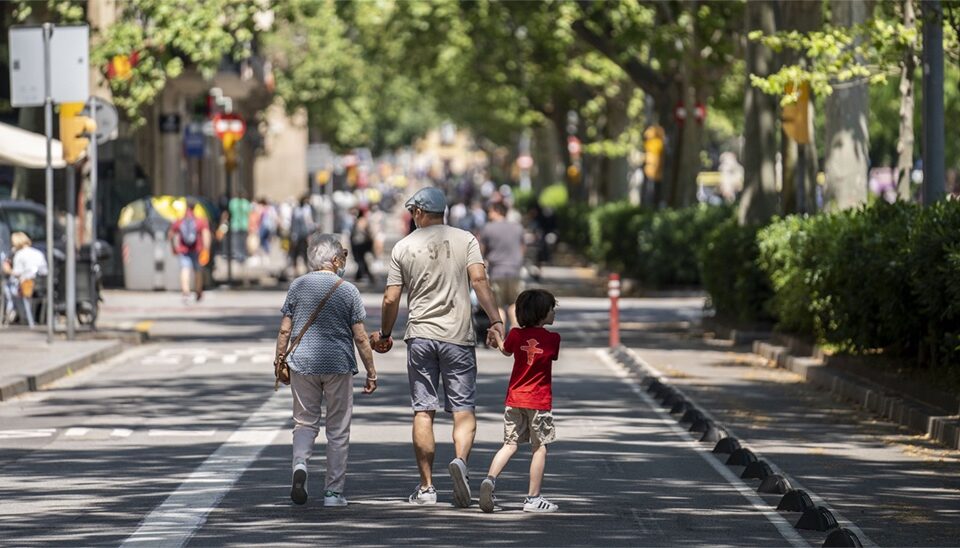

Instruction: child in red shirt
[481,289,561,513]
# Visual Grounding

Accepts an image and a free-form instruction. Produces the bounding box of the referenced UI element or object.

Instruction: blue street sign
[184,123,205,158]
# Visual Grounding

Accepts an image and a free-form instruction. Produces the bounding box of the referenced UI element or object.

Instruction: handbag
[274,278,344,390]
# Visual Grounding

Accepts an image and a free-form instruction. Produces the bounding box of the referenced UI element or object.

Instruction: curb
[753,340,960,451]
[0,341,126,402]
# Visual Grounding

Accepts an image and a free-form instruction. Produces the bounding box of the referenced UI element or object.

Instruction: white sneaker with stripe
[523,495,558,513]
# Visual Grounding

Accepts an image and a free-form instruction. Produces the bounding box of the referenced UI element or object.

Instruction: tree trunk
[824,0,870,210]
[779,0,822,214]
[674,82,703,207]
[896,0,917,200]
[738,0,780,225]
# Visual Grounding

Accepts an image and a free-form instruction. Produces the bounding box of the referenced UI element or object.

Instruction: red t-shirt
[170,214,209,254]
[503,326,561,410]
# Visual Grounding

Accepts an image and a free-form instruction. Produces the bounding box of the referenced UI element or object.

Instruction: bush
[636,204,733,287]
[698,217,773,323]
[588,202,645,275]
[908,200,960,367]
[811,202,920,354]
[554,201,591,254]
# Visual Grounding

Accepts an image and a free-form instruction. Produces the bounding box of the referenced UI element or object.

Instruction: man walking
[169,200,211,303]
[371,187,504,508]
[480,202,525,329]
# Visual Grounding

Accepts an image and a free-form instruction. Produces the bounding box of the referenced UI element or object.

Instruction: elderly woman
[275,233,377,507]
[2,232,47,327]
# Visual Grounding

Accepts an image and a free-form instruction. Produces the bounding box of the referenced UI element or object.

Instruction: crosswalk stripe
[122,392,287,548]
[147,429,216,437]
[111,428,133,437]
[64,427,89,437]
[0,429,56,439]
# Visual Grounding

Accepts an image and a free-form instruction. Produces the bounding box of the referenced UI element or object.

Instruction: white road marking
[192,356,207,365]
[250,354,271,364]
[111,428,133,437]
[222,354,238,365]
[121,391,288,548]
[142,356,181,366]
[617,346,879,548]
[64,427,89,437]
[0,429,56,439]
[596,349,810,548]
[147,429,216,437]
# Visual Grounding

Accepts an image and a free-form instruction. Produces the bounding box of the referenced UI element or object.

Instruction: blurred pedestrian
[1,232,47,327]
[350,208,375,284]
[370,187,504,508]
[275,233,378,507]
[480,202,525,329]
[289,195,315,276]
[169,199,211,303]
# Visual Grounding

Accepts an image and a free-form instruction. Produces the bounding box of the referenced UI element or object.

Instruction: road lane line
[121,391,288,548]
[0,429,56,439]
[596,349,810,548]
[618,346,878,548]
[111,428,133,437]
[64,427,89,437]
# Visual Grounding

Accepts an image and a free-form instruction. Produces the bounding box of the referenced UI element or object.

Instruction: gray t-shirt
[387,224,485,345]
[280,272,366,375]
[480,220,525,279]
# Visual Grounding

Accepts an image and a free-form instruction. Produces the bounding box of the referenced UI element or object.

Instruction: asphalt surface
[0,288,957,546]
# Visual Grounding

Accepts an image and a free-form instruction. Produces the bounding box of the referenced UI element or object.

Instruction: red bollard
[609,273,621,348]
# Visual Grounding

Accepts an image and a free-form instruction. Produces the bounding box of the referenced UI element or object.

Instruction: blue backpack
[179,215,198,247]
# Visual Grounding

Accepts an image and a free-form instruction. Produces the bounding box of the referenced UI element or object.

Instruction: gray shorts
[406,338,477,413]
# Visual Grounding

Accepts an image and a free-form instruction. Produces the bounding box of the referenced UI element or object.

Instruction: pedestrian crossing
[139,345,274,366]
[0,426,220,440]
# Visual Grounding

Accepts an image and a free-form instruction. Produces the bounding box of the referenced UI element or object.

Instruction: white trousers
[290,371,353,494]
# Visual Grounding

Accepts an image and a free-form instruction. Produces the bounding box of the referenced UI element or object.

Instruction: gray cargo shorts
[406,338,478,413]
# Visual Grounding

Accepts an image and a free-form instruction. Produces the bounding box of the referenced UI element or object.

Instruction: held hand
[369,331,393,353]
[363,376,378,394]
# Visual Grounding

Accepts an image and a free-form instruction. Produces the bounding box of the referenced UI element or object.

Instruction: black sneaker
[291,464,308,505]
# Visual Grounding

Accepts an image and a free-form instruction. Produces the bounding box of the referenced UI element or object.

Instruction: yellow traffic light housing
[643,125,665,182]
[59,102,97,164]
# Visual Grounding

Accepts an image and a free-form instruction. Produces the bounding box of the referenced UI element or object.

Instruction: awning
[0,121,67,169]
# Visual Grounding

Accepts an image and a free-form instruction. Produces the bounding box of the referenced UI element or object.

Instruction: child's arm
[489,328,511,356]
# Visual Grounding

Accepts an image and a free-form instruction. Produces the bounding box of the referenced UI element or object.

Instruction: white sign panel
[50,25,89,103]
[8,25,89,107]
[9,27,44,107]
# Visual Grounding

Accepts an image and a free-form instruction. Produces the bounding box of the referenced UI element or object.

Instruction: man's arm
[468,263,504,344]
[370,284,403,351]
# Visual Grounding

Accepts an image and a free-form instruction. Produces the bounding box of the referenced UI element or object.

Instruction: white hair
[307,233,345,271]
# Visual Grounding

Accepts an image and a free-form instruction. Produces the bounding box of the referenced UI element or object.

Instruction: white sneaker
[323,490,348,507]
[523,495,558,513]
[291,463,308,505]
[409,484,438,505]
[448,458,471,508]
[479,478,496,513]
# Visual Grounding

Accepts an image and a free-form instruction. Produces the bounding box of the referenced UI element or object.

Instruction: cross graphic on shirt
[521,338,544,366]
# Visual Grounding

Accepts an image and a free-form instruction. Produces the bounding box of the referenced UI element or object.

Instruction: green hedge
[698,218,773,323]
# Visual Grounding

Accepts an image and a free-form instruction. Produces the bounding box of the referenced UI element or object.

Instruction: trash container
[118,196,213,291]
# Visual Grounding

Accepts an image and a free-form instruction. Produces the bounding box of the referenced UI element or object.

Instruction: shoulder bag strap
[284,277,344,361]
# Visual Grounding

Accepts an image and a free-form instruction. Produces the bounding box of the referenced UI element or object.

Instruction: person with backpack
[169,199,211,303]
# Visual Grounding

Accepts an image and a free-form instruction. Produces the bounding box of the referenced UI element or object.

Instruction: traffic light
[782,82,810,144]
[643,125,665,182]
[59,102,97,164]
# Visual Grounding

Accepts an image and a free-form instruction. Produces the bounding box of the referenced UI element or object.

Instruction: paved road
[0,289,955,546]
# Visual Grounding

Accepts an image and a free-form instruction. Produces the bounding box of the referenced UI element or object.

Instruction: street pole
[43,23,55,343]
[66,163,76,340]
[922,0,945,205]
[88,98,98,330]
[226,165,233,286]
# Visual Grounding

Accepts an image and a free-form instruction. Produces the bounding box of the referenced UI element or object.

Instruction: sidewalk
[624,323,960,547]
[0,329,126,401]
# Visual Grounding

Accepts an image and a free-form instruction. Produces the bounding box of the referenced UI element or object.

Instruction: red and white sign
[212,114,246,141]
[516,155,533,170]
[694,102,707,124]
[567,136,582,157]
